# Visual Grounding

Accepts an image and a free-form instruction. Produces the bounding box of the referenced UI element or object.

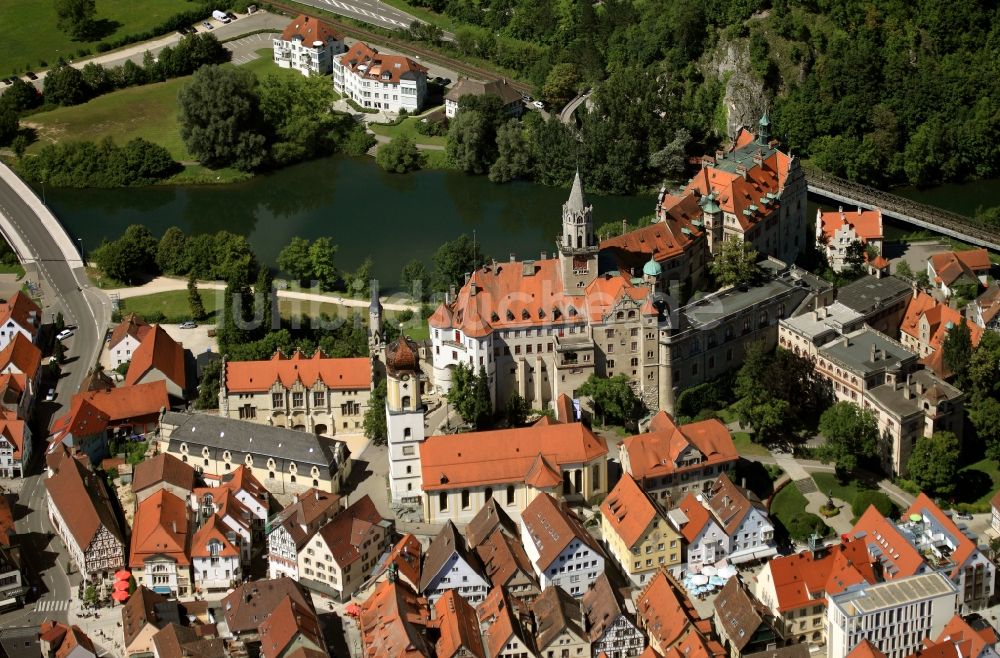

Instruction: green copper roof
[759,112,770,127]
[700,193,722,214]
[643,257,662,277]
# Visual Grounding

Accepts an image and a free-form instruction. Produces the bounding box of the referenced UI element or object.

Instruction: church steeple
[558,170,599,295]
[757,112,771,145]
[368,279,383,353]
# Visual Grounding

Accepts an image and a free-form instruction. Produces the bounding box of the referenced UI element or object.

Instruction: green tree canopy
[54,0,96,39]
[432,234,486,292]
[309,237,339,292]
[542,63,581,106]
[907,431,960,497]
[187,274,207,322]
[399,259,429,297]
[942,318,973,387]
[578,374,643,426]
[364,379,388,445]
[44,63,89,106]
[277,237,314,285]
[156,227,188,275]
[376,135,425,173]
[446,95,505,174]
[503,393,530,428]
[709,237,759,288]
[817,401,879,474]
[446,363,493,429]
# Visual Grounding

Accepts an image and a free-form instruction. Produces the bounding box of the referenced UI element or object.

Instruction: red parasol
[111,590,130,602]
[345,603,361,617]
[114,570,131,581]
[113,580,130,591]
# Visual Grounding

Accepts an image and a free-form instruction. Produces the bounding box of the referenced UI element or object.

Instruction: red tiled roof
[130,490,190,567]
[0,333,41,379]
[259,596,324,658]
[222,578,313,635]
[434,590,485,658]
[850,505,924,580]
[0,492,14,546]
[0,292,41,338]
[901,291,983,354]
[929,249,991,287]
[340,41,427,85]
[132,452,196,494]
[359,579,433,658]
[44,452,125,554]
[225,349,369,393]
[764,537,878,612]
[280,14,342,44]
[521,492,600,569]
[623,412,737,481]
[913,615,997,658]
[676,492,716,543]
[370,533,422,590]
[847,639,886,658]
[50,380,169,442]
[0,409,26,460]
[682,149,788,232]
[523,453,562,489]
[476,588,529,658]
[601,212,703,266]
[420,422,607,491]
[474,527,535,592]
[818,207,884,243]
[190,514,240,559]
[601,474,659,548]
[636,570,707,651]
[974,283,1000,327]
[109,314,151,349]
[126,325,186,390]
[707,474,765,536]
[317,494,386,568]
[39,621,96,658]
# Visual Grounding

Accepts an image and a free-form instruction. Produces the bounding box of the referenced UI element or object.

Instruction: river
[42,156,1000,288]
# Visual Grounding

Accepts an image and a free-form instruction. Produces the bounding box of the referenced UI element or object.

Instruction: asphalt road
[0,171,111,623]
[292,0,428,33]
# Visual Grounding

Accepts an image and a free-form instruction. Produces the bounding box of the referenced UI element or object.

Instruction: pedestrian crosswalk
[35,599,69,612]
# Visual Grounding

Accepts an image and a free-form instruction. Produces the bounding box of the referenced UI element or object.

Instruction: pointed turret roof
[567,170,586,213]
[370,281,382,312]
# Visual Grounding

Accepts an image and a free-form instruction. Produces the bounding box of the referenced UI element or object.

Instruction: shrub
[851,490,896,518]
[17,137,178,187]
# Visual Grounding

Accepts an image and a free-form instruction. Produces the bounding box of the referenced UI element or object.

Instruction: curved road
[0,164,111,624]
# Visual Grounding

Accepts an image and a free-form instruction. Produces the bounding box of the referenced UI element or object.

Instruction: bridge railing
[804,166,1000,246]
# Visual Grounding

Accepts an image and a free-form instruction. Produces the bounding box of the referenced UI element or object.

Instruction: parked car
[25,71,37,80]
[56,328,73,341]
[202,21,213,30]
[956,512,974,520]
[522,94,532,102]
[179,321,198,329]
[532,100,545,109]
[45,388,56,402]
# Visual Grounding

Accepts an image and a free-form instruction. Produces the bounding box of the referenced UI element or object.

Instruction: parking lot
[224,32,277,66]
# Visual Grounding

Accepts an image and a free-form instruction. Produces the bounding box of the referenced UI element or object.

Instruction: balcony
[554,330,593,353]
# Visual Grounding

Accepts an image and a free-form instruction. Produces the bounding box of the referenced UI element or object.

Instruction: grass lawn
[369,117,447,147]
[811,472,871,505]
[278,299,344,320]
[120,290,221,323]
[715,405,738,424]
[0,262,25,277]
[954,457,1000,511]
[0,0,193,75]
[423,149,456,170]
[732,431,771,458]
[770,484,809,527]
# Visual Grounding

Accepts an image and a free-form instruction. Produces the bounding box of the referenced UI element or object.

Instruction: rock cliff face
[706,38,767,140]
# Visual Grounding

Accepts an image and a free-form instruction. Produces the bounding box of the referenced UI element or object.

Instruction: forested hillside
[417,0,1000,192]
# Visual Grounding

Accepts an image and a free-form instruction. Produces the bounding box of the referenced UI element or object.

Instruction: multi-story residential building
[359,578,433,658]
[852,495,995,613]
[704,475,776,564]
[619,411,738,504]
[132,452,197,505]
[636,570,725,658]
[679,116,808,263]
[582,573,645,658]
[474,525,540,602]
[909,614,1000,658]
[476,587,536,658]
[778,302,864,359]
[0,496,26,610]
[257,593,328,658]
[272,14,344,76]
[418,520,488,605]
[0,332,41,422]
[266,488,341,580]
[834,275,912,337]
[222,578,326,655]
[444,78,523,118]
[826,572,957,658]
[754,538,878,646]
[519,492,604,597]
[419,421,608,524]
[816,207,884,272]
[38,621,96,658]
[44,446,126,584]
[0,408,30,478]
[969,283,1000,331]
[334,41,428,114]
[125,324,188,399]
[0,292,41,350]
[428,172,825,416]
[157,411,351,495]
[130,490,192,597]
[107,314,150,367]
[298,495,391,601]
[672,492,727,574]
[531,585,590,658]
[219,349,371,437]
[712,577,784,658]
[433,590,485,658]
[467,498,519,548]
[600,474,682,586]
[384,336,427,504]
[928,249,990,298]
[121,586,179,657]
[190,514,241,593]
[899,290,983,377]
[361,533,422,595]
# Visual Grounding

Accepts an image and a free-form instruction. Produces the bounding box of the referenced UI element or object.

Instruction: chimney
[903,374,912,399]
[172,521,177,534]
[540,251,547,260]
[870,344,877,361]
[509,253,516,263]
[857,206,863,215]
[752,150,763,167]
[470,283,477,296]
[736,163,747,180]
[315,490,321,501]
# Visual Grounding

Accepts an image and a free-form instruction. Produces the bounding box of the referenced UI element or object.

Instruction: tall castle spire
[558,170,598,295]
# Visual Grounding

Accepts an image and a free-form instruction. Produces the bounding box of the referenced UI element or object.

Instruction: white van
[212,9,230,22]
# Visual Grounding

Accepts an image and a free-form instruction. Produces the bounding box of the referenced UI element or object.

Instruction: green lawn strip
[0,263,25,277]
[811,472,870,506]
[373,0,460,32]
[120,290,221,323]
[369,117,446,147]
[953,458,1000,512]
[770,484,808,525]
[731,431,771,458]
[0,0,193,75]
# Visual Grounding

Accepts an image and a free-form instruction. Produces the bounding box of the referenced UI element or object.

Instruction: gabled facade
[419,520,488,605]
[899,290,983,361]
[0,292,40,350]
[334,41,428,114]
[358,578,433,658]
[475,527,540,602]
[129,490,192,596]
[600,474,681,586]
[476,587,537,658]
[266,488,341,580]
[108,314,151,367]
[635,570,724,658]
[705,475,776,564]
[970,283,1000,331]
[670,492,728,574]
[815,207,884,273]
[444,78,523,118]
[713,577,783,658]
[531,586,590,658]
[519,492,604,597]
[927,249,990,298]
[191,514,241,593]
[582,573,645,658]
[0,332,41,422]
[272,14,344,76]
[125,324,187,399]
[0,408,31,478]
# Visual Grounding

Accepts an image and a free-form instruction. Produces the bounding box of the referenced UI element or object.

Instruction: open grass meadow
[120,289,222,323]
[369,117,447,147]
[0,0,195,75]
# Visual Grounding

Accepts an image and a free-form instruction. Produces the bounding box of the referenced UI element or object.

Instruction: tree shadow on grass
[75,19,122,42]
[953,468,993,505]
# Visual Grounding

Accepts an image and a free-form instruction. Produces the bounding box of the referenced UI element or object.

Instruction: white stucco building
[191,515,241,594]
[333,41,428,114]
[384,337,426,505]
[273,14,345,75]
[520,492,604,597]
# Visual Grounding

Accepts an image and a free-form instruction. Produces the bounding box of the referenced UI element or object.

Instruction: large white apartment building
[826,572,957,658]
[333,41,427,114]
[273,14,345,75]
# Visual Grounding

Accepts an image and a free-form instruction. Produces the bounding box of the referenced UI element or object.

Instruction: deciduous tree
[578,374,643,426]
[817,402,879,474]
[309,237,339,292]
[364,379,388,444]
[542,63,581,106]
[432,234,485,292]
[399,259,428,297]
[54,0,96,39]
[907,431,960,497]
[709,237,759,287]
[43,63,89,106]
[376,135,425,173]
[277,237,314,285]
[504,393,530,427]
[942,318,973,388]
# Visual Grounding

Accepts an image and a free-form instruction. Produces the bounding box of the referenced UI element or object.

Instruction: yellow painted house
[600,474,682,586]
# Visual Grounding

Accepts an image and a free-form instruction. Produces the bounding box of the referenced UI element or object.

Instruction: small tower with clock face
[385,336,426,504]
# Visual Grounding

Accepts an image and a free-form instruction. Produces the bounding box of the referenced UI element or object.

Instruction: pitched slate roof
[132,452,197,495]
[520,492,601,570]
[419,520,482,593]
[225,349,370,393]
[601,474,659,548]
[126,325,186,391]
[420,423,606,492]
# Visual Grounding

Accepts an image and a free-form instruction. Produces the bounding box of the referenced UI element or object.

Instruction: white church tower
[385,336,425,504]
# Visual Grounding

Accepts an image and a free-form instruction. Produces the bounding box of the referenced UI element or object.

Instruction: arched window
[402,395,411,408]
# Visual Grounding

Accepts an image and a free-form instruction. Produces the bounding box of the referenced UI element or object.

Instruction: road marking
[35,600,69,612]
